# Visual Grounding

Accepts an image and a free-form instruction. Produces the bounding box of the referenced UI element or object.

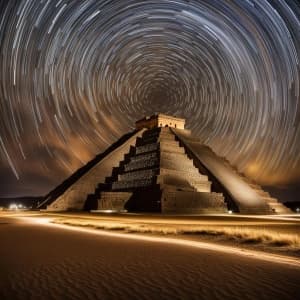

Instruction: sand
[0,216,300,300]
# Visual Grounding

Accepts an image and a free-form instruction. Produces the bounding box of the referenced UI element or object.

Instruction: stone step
[160,160,199,174]
[161,163,197,173]
[136,135,176,147]
[118,169,158,181]
[138,134,157,142]
[130,152,158,163]
[160,143,185,153]
[135,141,183,155]
[160,151,188,161]
[124,158,159,172]
[136,138,156,146]
[112,178,155,190]
[159,140,180,147]
[159,168,208,181]
[159,132,176,139]
[191,181,212,192]
[142,129,160,137]
[158,135,176,141]
[160,159,197,172]
[136,143,158,154]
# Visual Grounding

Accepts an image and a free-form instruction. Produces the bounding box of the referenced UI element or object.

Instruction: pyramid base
[97,186,227,214]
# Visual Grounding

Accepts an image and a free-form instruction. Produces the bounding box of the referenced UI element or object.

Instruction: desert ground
[0,212,300,300]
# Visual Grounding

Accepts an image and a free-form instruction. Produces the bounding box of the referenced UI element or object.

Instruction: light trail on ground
[18,215,300,268]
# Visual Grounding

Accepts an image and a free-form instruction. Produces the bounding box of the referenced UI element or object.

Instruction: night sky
[0,0,300,201]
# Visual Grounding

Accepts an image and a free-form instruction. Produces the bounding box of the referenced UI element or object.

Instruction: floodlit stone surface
[135,113,185,130]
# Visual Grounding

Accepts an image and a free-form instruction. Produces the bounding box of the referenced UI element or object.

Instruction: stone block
[99,192,132,210]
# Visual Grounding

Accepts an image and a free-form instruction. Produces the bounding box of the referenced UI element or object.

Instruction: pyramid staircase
[86,127,227,213]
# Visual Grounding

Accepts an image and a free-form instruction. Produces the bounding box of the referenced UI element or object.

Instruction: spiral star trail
[0,0,300,199]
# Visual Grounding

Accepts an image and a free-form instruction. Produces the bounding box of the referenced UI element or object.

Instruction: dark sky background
[0,0,300,202]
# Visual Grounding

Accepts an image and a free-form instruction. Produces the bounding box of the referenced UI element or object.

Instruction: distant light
[228,210,233,214]
[18,204,22,208]
[9,203,17,210]
[91,209,128,214]
[296,208,300,213]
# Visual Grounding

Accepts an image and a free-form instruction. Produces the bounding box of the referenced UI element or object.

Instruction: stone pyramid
[41,114,291,214]
[95,127,227,213]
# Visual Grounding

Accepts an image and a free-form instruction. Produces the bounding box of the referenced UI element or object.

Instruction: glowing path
[23,216,300,268]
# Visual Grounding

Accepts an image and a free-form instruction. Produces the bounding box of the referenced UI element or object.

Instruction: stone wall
[161,187,226,213]
[157,115,185,129]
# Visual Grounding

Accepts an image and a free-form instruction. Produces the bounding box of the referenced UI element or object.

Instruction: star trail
[0,0,300,198]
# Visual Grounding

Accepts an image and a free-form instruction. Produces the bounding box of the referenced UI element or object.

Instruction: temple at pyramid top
[135,113,185,130]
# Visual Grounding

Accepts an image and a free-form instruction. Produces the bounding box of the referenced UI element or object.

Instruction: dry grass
[51,218,300,250]
[180,227,300,247]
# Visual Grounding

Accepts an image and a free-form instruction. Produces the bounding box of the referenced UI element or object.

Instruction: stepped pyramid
[40,114,291,214]
[93,127,226,213]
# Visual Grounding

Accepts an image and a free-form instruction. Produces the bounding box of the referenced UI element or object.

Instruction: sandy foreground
[0,214,300,300]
